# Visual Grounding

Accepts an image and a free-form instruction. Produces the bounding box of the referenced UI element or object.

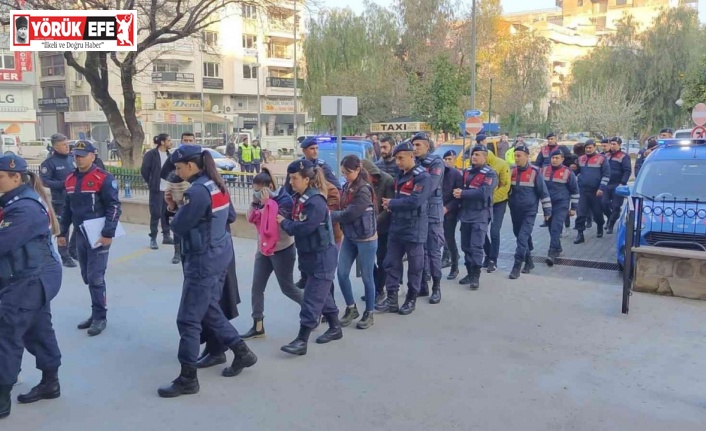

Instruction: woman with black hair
[140,133,173,250]
[159,145,256,398]
[331,155,377,329]
[277,159,341,356]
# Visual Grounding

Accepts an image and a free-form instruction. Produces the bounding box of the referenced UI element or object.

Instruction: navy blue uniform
[281,188,339,329]
[0,185,62,386]
[170,173,242,367]
[509,164,552,261]
[575,153,610,231]
[384,165,431,295]
[603,149,632,228]
[60,165,122,321]
[534,144,572,168]
[442,165,463,269]
[458,165,498,268]
[541,165,579,254]
[284,157,340,196]
[634,147,651,177]
[418,153,445,282]
[40,152,77,259]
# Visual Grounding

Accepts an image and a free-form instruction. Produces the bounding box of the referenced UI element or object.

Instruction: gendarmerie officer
[533,132,571,168]
[573,139,610,245]
[278,160,342,356]
[376,142,431,315]
[540,149,579,266]
[0,155,62,419]
[285,137,341,196]
[159,145,256,398]
[603,137,631,234]
[411,133,445,302]
[59,140,121,337]
[454,145,497,290]
[40,133,78,268]
[441,150,463,280]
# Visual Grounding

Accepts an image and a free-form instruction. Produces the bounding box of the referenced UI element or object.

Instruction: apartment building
[0,32,38,142]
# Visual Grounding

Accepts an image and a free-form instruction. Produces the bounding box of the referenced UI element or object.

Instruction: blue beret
[170,145,204,164]
[300,137,318,149]
[600,138,609,144]
[546,132,556,139]
[392,142,414,156]
[287,159,315,174]
[584,139,596,146]
[475,134,487,143]
[471,145,488,155]
[410,133,429,143]
[514,144,530,154]
[659,128,673,134]
[0,154,27,173]
[610,136,622,144]
[72,140,97,157]
[550,149,563,158]
[443,150,457,159]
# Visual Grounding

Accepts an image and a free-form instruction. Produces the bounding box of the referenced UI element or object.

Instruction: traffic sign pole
[692,103,706,126]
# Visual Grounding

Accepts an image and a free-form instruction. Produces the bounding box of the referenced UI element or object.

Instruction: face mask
[253,190,262,201]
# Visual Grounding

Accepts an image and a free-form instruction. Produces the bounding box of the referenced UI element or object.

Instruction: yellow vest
[505,147,516,165]
[252,146,261,162]
[487,151,511,204]
[241,145,253,163]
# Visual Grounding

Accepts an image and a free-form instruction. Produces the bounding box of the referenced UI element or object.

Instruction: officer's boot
[162,233,174,245]
[509,260,523,280]
[339,305,360,327]
[61,255,77,268]
[17,369,60,404]
[418,273,430,297]
[157,364,199,398]
[171,243,181,264]
[605,222,613,235]
[459,264,473,285]
[375,291,399,313]
[196,348,227,369]
[429,277,441,304]
[573,231,585,244]
[374,289,387,306]
[242,318,265,339]
[398,290,417,315]
[222,340,258,377]
[469,267,481,290]
[586,218,593,229]
[487,260,497,273]
[447,260,459,280]
[546,249,557,267]
[597,224,604,238]
[149,236,159,250]
[0,384,11,419]
[281,325,312,356]
[522,254,535,274]
[316,313,343,344]
[441,249,451,269]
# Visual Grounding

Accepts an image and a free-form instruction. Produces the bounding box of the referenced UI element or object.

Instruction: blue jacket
[534,144,572,168]
[575,153,610,191]
[40,152,75,206]
[170,173,236,279]
[388,165,431,243]
[458,164,498,224]
[509,163,552,217]
[606,150,632,186]
[284,157,341,196]
[331,181,376,240]
[418,153,445,222]
[60,165,122,238]
[634,148,650,177]
[541,165,579,211]
[442,165,463,217]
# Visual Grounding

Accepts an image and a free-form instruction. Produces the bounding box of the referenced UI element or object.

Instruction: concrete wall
[633,248,706,300]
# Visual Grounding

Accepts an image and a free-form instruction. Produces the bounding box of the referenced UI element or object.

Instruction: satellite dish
[211,105,220,113]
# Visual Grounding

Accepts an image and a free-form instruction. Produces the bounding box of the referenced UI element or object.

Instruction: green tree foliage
[682,55,706,112]
[411,55,467,133]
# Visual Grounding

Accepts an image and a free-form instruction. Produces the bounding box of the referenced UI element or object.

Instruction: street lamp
[255,60,261,140]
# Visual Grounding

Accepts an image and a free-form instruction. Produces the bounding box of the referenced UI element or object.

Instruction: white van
[0,135,20,155]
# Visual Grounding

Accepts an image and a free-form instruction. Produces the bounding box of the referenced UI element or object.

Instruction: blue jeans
[337,237,378,312]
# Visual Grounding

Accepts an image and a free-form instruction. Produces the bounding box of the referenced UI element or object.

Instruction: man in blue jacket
[603,137,632,234]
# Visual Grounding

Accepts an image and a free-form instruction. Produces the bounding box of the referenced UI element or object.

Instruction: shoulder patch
[111,180,118,189]
[183,194,190,205]
[412,166,425,175]
[0,220,11,229]
[41,166,48,174]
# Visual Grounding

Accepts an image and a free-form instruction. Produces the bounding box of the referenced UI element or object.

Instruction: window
[243,64,258,79]
[75,70,84,81]
[40,54,65,77]
[41,85,66,99]
[269,68,292,78]
[203,31,218,46]
[269,43,291,59]
[242,4,257,19]
[203,62,220,78]
[153,62,179,72]
[242,34,257,49]
[577,0,583,6]
[616,0,626,4]
[71,95,90,111]
[0,50,15,70]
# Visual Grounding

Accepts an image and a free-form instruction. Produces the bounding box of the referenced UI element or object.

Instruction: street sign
[692,103,706,126]
[465,109,482,118]
[321,96,358,116]
[464,116,483,134]
[691,125,706,139]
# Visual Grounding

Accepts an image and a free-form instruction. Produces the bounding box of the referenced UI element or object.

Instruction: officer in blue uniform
[533,132,572,168]
[284,137,341,196]
[454,145,498,290]
[278,159,341,356]
[411,133,445,302]
[508,144,552,279]
[634,136,657,178]
[159,145,256,398]
[0,155,62,419]
[603,137,632,234]
[58,140,122,337]
[40,133,78,267]
[574,139,611,245]
[376,142,432,315]
[540,149,579,266]
[441,150,463,280]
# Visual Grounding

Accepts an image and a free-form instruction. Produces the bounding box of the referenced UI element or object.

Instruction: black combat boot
[222,340,258,377]
[509,259,523,280]
[171,243,181,264]
[546,249,558,267]
[399,290,417,315]
[281,325,312,356]
[374,290,386,306]
[316,313,343,344]
[339,305,360,327]
[375,291,399,313]
[459,265,472,285]
[418,273,430,297]
[162,233,174,245]
[17,369,60,404]
[157,364,199,398]
[149,237,159,250]
[573,231,585,244]
[605,224,613,235]
[0,384,11,419]
[441,248,451,269]
[487,260,497,273]
[597,224,604,238]
[469,266,481,290]
[196,350,226,369]
[87,319,106,336]
[586,218,593,229]
[61,256,77,268]
[77,317,92,330]
[447,262,459,280]
[429,277,441,304]
[242,318,265,339]
[522,254,535,274]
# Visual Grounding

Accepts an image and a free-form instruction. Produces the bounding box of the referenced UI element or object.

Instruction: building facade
[0,32,38,142]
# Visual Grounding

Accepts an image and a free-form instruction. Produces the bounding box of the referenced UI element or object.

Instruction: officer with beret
[285,137,341,196]
[508,144,552,279]
[39,133,78,268]
[573,139,610,244]
[0,155,63,419]
[540,149,579,266]
[635,136,657,177]
[453,145,498,289]
[441,150,463,280]
[411,133,445,303]
[58,140,122,337]
[159,145,256,397]
[658,128,673,139]
[376,142,432,315]
[533,132,572,168]
[599,138,611,155]
[603,137,631,234]
[278,159,342,356]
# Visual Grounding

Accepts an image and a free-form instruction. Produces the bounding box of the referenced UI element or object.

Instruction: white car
[0,135,21,155]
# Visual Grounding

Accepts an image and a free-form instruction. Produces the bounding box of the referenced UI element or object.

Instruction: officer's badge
[75,142,85,150]
[484,177,493,185]
[413,184,423,192]
[183,195,190,205]
[9,159,15,169]
[298,212,307,221]
[111,180,118,189]
[299,161,304,170]
[87,181,95,187]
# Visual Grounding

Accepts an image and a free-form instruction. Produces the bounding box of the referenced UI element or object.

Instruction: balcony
[266,45,294,68]
[151,72,195,86]
[266,19,297,39]
[265,77,302,97]
[155,40,196,60]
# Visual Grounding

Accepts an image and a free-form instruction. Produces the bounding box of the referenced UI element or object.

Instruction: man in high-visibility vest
[251,139,263,173]
[238,138,253,185]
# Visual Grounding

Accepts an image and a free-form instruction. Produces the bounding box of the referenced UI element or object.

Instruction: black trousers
[374,231,389,294]
[148,190,169,238]
[443,213,460,268]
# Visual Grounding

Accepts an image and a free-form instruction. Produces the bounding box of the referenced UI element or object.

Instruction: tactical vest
[462,166,494,210]
[394,166,427,219]
[341,183,376,240]
[241,145,253,163]
[252,147,261,162]
[292,188,335,253]
[181,176,231,255]
[421,155,443,200]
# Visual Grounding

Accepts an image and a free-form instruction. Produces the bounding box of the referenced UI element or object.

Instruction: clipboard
[80,217,126,249]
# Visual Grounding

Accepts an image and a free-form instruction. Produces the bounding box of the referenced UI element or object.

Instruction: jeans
[337,237,378,312]
[483,200,508,262]
[251,245,302,319]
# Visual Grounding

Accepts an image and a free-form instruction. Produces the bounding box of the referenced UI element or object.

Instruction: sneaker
[61,257,77,268]
[149,238,158,250]
[356,311,374,330]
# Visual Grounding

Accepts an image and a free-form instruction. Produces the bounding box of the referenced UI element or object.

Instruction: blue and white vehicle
[615,138,706,269]
[310,136,376,186]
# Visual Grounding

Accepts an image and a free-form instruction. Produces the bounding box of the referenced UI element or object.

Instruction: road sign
[465,109,482,118]
[691,125,706,139]
[464,116,483,134]
[692,103,706,126]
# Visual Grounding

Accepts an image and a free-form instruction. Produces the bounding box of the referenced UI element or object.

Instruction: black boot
[441,249,451,269]
[374,290,387,306]
[429,277,441,304]
[447,264,459,280]
[509,259,523,280]
[418,276,430,297]
[316,313,343,344]
[171,243,181,264]
[605,224,613,235]
[546,249,558,267]
[162,234,174,245]
[375,291,399,313]
[482,256,490,269]
[487,260,497,273]
[586,218,593,229]
[196,350,226,369]
[522,254,534,274]
[222,340,258,377]
[469,266,481,290]
[295,273,307,290]
[339,305,360,327]
[597,224,604,238]
[573,231,585,244]
[459,265,472,285]
[242,318,265,339]
[157,364,199,398]
[87,319,106,336]
[399,291,417,315]
[0,384,11,419]
[17,370,60,404]
[61,256,77,268]
[281,325,312,356]
[150,237,159,250]
[77,317,92,330]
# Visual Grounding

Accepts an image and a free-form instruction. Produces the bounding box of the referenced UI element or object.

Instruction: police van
[0,134,21,155]
[313,136,376,186]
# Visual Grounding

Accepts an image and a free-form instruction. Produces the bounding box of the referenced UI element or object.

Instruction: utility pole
[292,0,298,150]
[488,78,493,125]
[470,0,477,112]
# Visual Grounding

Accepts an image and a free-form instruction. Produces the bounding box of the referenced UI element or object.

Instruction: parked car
[0,134,21,155]
[674,129,693,139]
[622,140,640,155]
[204,148,240,183]
[314,137,375,186]
[615,138,706,270]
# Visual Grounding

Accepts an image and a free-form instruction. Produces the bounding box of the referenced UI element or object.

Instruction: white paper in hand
[80,217,126,249]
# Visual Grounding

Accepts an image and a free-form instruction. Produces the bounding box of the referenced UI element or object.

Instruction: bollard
[124,180,132,198]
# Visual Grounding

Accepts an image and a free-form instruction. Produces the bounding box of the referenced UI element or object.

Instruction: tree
[2,0,278,167]
[682,55,706,111]
[410,54,466,134]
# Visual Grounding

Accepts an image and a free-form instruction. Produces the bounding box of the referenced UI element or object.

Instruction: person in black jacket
[441,150,463,280]
[141,133,174,249]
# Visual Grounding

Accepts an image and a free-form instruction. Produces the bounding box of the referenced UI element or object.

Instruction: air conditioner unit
[74,80,83,87]
[225,106,232,113]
